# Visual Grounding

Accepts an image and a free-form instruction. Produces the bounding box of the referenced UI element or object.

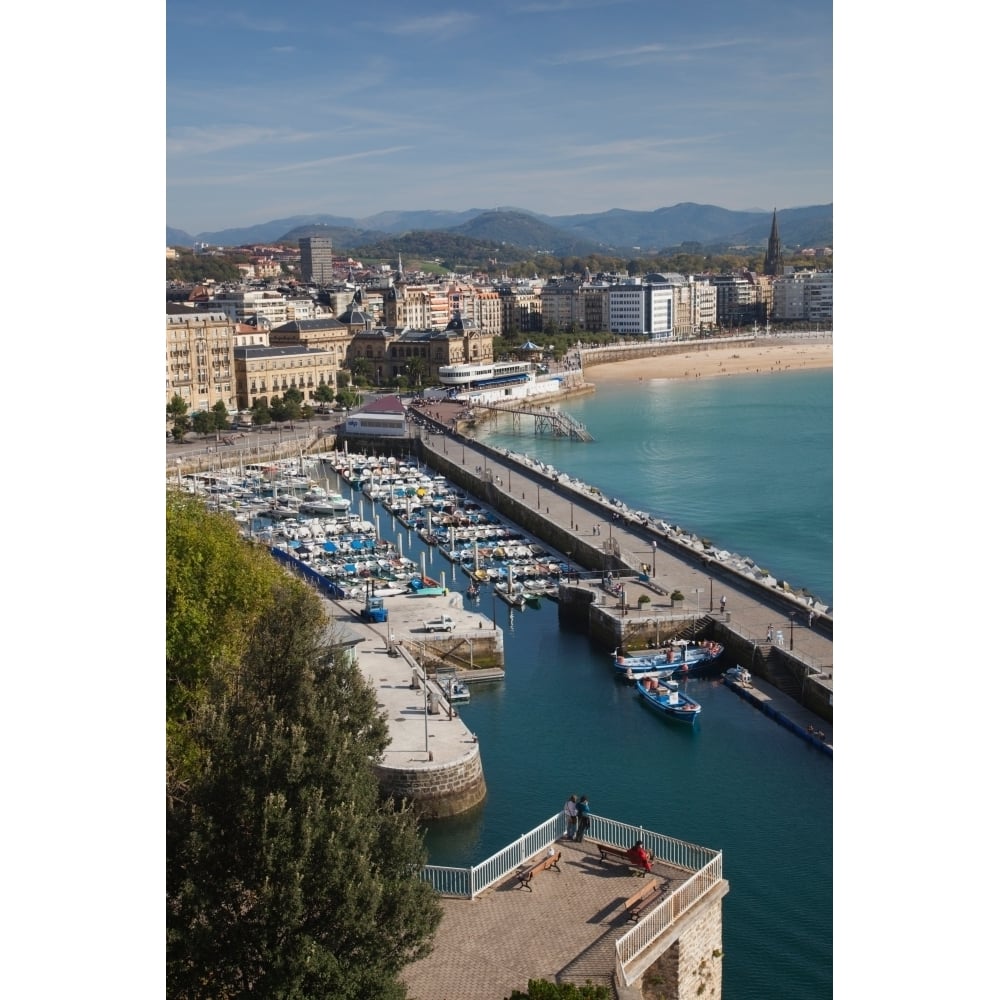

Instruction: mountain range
[166,203,832,257]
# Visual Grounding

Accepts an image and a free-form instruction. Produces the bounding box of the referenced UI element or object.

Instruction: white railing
[614,850,724,986]
[419,813,721,907]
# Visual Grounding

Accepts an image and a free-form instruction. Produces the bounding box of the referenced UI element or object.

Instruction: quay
[405,396,834,726]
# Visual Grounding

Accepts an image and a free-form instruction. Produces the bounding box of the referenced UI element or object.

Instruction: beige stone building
[233,345,343,411]
[166,307,237,412]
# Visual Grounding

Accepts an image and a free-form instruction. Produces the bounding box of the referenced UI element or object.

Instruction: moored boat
[613,640,724,679]
[634,677,701,724]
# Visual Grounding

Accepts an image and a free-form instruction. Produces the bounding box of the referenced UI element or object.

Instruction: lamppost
[694,587,704,614]
[536,484,541,510]
[789,615,795,651]
[492,590,497,630]
[570,502,574,529]
[462,442,466,465]
[651,540,657,577]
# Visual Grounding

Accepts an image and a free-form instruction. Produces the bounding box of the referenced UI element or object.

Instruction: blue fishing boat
[634,677,701,724]
[613,640,724,679]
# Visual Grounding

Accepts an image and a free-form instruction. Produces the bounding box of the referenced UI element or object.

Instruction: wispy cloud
[167,126,323,157]
[512,0,635,13]
[380,12,478,38]
[551,37,752,65]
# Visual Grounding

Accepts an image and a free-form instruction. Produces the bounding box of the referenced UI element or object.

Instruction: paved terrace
[403,830,726,1000]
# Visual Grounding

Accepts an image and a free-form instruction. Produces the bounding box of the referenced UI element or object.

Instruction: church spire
[763,208,784,276]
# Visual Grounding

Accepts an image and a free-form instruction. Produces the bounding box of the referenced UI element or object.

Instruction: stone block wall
[374,745,487,819]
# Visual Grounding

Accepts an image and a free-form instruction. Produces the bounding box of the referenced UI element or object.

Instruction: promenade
[413,398,834,674]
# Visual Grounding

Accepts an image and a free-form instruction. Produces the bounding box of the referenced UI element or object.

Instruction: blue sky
[167,0,831,236]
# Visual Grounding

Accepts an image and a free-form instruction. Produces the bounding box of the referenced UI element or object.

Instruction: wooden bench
[624,880,665,922]
[596,842,655,877]
[515,850,562,891]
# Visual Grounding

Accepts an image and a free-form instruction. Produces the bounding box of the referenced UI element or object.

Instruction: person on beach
[563,794,578,840]
[575,795,591,842]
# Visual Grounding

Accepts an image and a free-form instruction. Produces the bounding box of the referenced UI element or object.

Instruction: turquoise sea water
[475,367,833,607]
[367,369,833,998]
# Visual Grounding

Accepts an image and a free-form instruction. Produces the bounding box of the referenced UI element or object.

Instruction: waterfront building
[165,307,236,412]
[540,276,585,331]
[772,270,833,324]
[299,236,334,284]
[709,273,763,327]
[608,275,674,338]
[342,394,409,438]
[234,344,342,410]
[496,281,544,336]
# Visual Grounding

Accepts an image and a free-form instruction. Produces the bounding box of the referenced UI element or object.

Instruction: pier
[407,399,833,723]
[472,398,595,441]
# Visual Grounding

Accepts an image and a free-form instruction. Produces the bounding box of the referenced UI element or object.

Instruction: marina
[165,368,832,999]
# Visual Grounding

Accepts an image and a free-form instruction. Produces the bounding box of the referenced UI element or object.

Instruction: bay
[474,367,833,607]
[406,368,833,999]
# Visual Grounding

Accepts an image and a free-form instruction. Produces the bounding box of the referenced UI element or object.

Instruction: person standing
[719,595,727,614]
[563,794,578,840]
[766,623,774,643]
[575,795,591,842]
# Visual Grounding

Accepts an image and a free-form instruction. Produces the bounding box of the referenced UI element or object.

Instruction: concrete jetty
[406,397,833,721]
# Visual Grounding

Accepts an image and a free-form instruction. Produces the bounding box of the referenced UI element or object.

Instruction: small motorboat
[448,680,471,703]
[723,665,753,688]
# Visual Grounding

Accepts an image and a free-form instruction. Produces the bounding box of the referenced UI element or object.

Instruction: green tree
[167,394,189,420]
[349,357,374,386]
[314,382,336,406]
[211,400,230,433]
[166,507,442,998]
[251,399,272,427]
[171,418,191,441]
[191,410,213,437]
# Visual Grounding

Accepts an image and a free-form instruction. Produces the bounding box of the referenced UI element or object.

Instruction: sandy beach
[583,339,832,384]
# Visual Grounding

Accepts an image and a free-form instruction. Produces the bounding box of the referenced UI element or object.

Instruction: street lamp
[536,484,541,509]
[651,540,657,577]
[694,587,704,614]
[789,615,795,651]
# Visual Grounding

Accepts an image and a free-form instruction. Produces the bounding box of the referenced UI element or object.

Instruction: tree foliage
[166,499,442,998]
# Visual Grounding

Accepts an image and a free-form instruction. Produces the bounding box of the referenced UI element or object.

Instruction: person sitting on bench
[626,840,653,873]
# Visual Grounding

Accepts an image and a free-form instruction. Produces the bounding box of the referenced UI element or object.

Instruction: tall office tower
[299,236,334,284]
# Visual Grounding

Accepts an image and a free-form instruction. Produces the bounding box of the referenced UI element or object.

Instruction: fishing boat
[613,640,724,679]
[634,677,701,724]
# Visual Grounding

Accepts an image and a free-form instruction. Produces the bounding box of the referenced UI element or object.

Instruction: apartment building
[772,270,833,323]
[166,308,236,411]
[608,276,673,338]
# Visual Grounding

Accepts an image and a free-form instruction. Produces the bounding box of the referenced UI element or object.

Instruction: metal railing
[418,813,721,903]
[614,849,725,985]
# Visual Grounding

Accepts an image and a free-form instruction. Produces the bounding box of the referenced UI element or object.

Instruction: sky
[166,0,832,236]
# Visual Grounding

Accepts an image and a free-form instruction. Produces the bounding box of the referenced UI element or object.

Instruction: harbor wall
[374,746,487,819]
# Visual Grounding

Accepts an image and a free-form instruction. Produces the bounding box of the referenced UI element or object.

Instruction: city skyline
[167,0,832,236]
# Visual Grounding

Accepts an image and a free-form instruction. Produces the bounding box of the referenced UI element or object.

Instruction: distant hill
[169,203,832,254]
[447,210,604,256]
